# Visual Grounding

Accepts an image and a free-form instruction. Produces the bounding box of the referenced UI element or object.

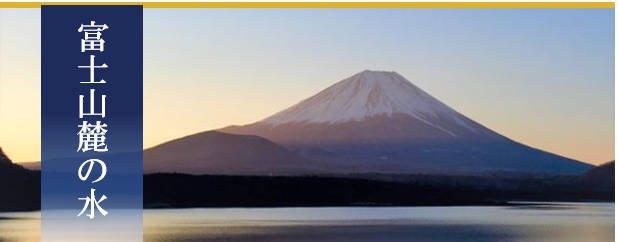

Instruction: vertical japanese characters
[76,21,109,219]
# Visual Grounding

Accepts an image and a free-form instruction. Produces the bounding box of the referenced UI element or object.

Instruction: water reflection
[0,203,614,242]
[143,203,614,242]
[41,210,143,242]
[0,212,40,242]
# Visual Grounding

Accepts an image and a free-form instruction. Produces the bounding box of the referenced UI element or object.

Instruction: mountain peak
[259,70,480,136]
[215,71,592,175]
[359,69,397,75]
[347,70,409,88]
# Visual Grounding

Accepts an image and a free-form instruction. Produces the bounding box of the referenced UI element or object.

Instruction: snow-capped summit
[263,70,456,124]
[218,70,591,175]
[261,70,489,138]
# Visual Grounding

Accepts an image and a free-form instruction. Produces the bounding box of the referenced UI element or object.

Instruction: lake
[0,203,614,242]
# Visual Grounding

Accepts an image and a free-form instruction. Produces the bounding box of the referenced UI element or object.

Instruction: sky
[0,8,614,165]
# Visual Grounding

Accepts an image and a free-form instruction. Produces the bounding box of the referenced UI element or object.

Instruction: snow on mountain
[220,70,592,175]
[261,70,478,137]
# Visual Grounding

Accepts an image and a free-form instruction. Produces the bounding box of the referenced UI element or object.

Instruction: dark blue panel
[41,5,143,240]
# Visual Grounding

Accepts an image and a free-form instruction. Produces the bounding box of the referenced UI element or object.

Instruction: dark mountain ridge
[579,161,614,189]
[143,131,325,175]
[0,147,40,211]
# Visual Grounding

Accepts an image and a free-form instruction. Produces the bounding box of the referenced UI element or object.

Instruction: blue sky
[1,8,614,164]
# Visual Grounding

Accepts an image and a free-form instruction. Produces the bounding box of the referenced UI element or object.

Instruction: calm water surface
[0,203,614,242]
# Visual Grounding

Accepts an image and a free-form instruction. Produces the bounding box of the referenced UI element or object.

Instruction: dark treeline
[0,163,41,212]
[143,173,614,209]
[1,168,613,211]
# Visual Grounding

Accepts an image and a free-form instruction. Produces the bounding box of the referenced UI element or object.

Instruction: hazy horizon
[0,8,614,165]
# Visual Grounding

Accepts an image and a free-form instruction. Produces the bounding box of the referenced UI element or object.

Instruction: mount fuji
[219,70,592,175]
